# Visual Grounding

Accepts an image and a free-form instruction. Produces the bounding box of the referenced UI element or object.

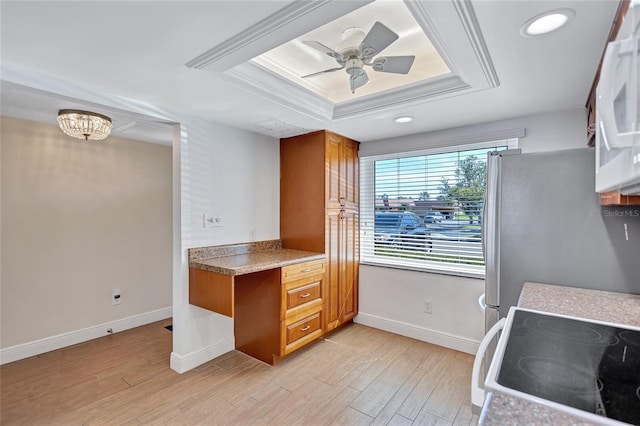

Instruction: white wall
[356,108,589,353]
[363,108,587,156]
[1,116,173,357]
[171,118,280,373]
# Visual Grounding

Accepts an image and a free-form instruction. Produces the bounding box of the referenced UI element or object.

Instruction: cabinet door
[325,208,359,331]
[342,138,359,211]
[340,210,359,323]
[326,133,342,210]
[326,133,359,211]
[325,208,341,331]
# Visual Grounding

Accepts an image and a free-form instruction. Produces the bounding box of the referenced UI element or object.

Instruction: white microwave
[595,0,640,195]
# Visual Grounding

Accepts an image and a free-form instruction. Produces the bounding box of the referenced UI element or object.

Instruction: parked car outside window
[374,211,432,252]
[423,211,444,223]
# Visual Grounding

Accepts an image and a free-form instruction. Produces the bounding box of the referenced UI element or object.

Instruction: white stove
[482,307,640,425]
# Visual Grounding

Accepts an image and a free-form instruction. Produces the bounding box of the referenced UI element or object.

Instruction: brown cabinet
[326,131,359,211]
[281,130,359,333]
[598,192,640,206]
[325,208,359,331]
[280,260,325,356]
[189,246,327,365]
[215,258,326,365]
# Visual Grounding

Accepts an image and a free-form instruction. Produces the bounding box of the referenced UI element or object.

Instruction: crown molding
[225,63,334,122]
[186,0,372,72]
[186,1,330,71]
[333,74,468,119]
[227,62,470,122]
[402,0,460,76]
[452,0,500,88]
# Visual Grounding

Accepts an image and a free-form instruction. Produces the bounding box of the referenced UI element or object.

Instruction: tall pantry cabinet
[280,130,359,333]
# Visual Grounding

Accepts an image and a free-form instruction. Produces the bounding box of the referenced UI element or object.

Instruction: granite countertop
[481,282,640,425]
[188,240,324,276]
[190,248,325,276]
[518,282,640,327]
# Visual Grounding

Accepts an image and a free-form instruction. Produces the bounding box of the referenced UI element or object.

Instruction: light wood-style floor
[1,319,479,425]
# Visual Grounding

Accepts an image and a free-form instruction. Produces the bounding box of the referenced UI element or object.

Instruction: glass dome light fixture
[520,9,575,37]
[57,109,113,141]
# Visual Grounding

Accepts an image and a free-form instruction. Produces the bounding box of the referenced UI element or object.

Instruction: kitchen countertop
[480,282,640,425]
[188,240,325,276]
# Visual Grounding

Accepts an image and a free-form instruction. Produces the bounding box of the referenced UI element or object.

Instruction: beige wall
[1,116,172,348]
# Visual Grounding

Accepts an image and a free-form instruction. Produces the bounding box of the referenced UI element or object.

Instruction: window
[360,139,518,278]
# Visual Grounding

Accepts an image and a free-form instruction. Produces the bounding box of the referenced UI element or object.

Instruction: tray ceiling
[252,0,450,103]
[186,0,499,123]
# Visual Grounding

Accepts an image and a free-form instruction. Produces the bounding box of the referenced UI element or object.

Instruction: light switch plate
[203,213,222,228]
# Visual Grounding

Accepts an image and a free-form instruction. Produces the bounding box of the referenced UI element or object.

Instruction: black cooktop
[497,310,640,425]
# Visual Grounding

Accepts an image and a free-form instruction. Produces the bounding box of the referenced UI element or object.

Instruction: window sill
[360,260,485,280]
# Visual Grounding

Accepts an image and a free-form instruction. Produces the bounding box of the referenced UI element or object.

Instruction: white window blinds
[360,139,517,277]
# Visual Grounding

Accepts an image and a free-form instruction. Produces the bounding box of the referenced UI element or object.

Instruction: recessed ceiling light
[520,9,575,37]
[394,116,413,123]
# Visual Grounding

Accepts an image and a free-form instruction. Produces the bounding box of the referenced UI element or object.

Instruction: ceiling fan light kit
[302,21,416,94]
[345,57,365,75]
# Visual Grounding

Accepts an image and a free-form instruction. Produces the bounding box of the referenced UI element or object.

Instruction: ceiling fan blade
[350,70,369,93]
[302,40,343,60]
[372,56,415,74]
[301,66,345,78]
[360,22,399,58]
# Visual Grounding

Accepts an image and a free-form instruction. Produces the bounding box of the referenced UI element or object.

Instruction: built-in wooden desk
[188,240,326,365]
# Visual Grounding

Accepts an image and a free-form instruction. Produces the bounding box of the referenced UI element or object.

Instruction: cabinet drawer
[286,281,321,311]
[281,260,325,283]
[286,312,321,346]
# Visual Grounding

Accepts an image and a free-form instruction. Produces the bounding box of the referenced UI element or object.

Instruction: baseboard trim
[170,338,235,374]
[0,307,173,365]
[354,312,480,355]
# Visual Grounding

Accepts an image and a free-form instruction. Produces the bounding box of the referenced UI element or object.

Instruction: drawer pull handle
[300,293,311,298]
[300,268,311,273]
[300,325,311,332]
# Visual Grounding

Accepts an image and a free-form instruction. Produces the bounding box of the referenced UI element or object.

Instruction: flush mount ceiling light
[393,116,413,123]
[520,9,575,37]
[57,109,113,141]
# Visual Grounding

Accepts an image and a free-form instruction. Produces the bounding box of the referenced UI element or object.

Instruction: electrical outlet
[203,213,222,228]
[112,288,122,305]
[423,299,432,314]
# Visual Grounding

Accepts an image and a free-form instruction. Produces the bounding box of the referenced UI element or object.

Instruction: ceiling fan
[301,21,415,94]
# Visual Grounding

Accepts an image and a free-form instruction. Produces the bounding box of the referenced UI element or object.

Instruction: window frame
[360,138,519,279]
